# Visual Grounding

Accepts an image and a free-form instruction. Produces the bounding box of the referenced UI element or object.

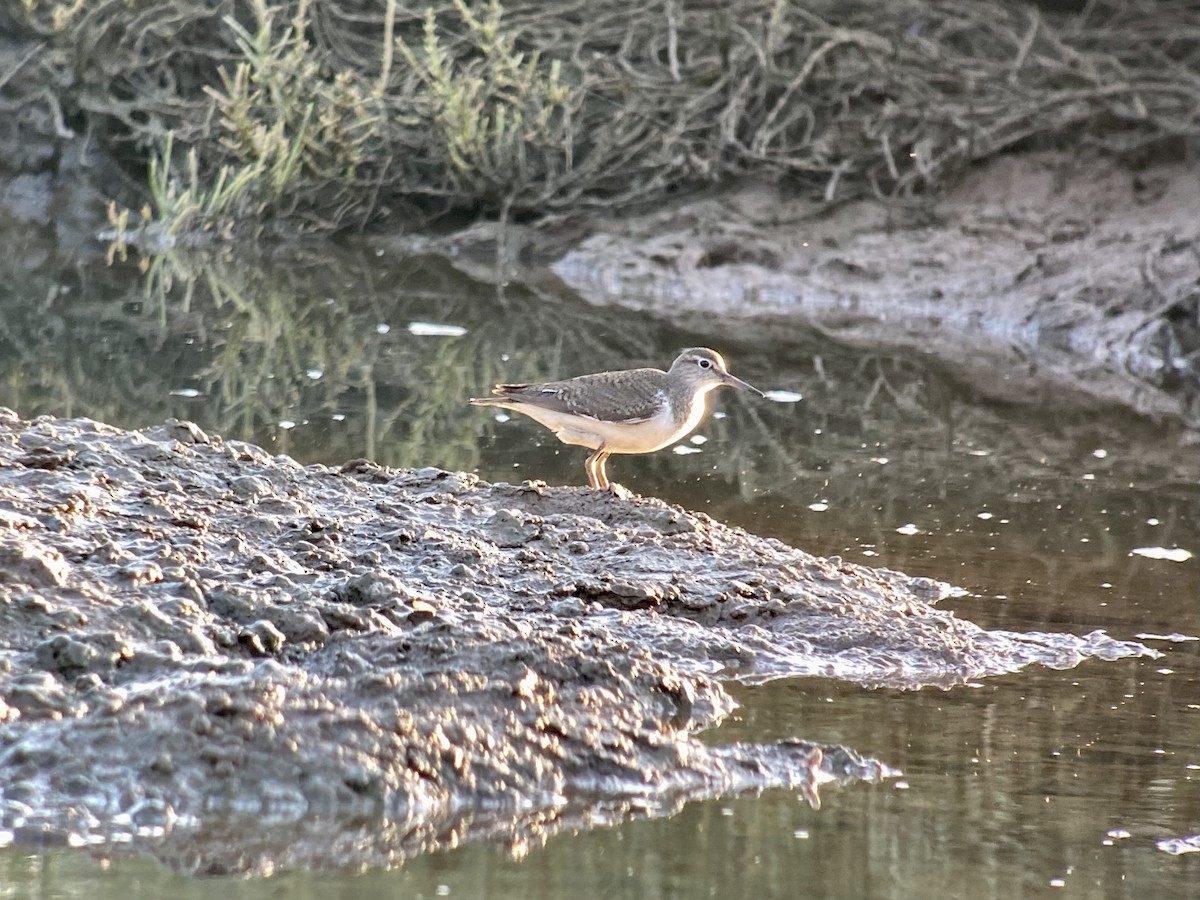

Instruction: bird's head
[669,348,765,397]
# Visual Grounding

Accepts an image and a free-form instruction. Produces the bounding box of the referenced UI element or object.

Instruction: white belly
[510,398,707,454]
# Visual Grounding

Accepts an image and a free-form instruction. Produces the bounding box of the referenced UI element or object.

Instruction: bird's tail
[469,384,534,406]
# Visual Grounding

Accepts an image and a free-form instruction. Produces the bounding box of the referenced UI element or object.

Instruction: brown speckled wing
[493,368,667,423]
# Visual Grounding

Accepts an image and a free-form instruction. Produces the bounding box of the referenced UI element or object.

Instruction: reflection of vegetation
[0,242,667,473]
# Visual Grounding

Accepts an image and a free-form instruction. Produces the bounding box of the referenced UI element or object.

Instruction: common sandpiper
[470,348,764,489]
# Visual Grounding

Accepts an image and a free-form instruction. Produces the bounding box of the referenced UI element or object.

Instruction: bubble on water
[408,321,467,337]
[1157,835,1200,855]
[1131,547,1192,562]
[1135,632,1199,643]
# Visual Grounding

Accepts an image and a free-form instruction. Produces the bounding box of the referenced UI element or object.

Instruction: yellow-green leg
[585,448,610,489]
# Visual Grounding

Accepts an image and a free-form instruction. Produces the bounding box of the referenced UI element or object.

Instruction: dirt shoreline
[0,412,1152,873]
[410,152,1200,431]
[555,153,1200,426]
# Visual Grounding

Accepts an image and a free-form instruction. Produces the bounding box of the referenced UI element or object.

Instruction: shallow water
[2,243,1199,897]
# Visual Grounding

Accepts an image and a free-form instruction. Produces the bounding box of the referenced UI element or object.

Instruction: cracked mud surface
[0,413,1152,874]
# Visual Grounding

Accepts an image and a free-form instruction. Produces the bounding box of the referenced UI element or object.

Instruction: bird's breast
[560,402,693,454]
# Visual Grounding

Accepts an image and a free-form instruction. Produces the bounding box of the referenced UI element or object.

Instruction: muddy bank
[0,413,1151,874]
[553,154,1200,426]
[414,153,1200,430]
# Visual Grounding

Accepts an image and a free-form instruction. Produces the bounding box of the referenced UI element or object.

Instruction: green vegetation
[399,1,574,208]
[14,0,1200,239]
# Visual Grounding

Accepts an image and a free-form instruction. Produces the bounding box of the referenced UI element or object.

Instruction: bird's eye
[698,358,712,369]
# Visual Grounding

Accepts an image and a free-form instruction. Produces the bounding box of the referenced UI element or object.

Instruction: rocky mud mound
[0,413,1152,874]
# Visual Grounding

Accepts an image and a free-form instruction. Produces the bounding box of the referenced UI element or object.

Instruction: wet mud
[0,412,1153,874]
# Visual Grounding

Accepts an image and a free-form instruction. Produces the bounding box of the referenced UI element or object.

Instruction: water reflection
[1,241,1199,896]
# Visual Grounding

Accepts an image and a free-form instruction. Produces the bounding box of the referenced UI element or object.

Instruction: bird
[470,347,764,489]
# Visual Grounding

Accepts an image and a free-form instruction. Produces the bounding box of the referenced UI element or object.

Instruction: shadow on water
[2,238,1199,896]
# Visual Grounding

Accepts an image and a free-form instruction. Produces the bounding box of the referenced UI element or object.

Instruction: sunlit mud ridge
[0,414,1152,874]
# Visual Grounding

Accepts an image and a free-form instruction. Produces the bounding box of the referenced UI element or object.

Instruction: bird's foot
[606,482,633,501]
